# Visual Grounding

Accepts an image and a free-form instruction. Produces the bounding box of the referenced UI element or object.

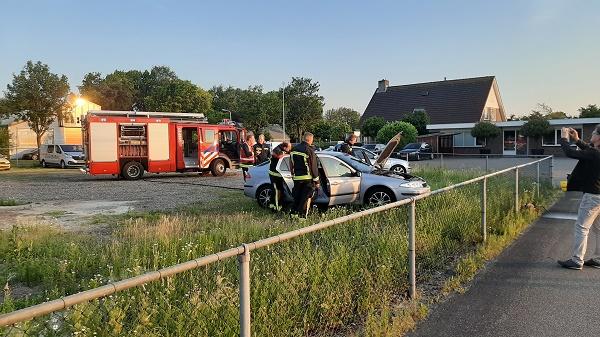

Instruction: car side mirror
[354,171,362,177]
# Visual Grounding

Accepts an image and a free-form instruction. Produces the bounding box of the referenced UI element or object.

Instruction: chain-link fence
[0,147,42,168]
[0,157,555,336]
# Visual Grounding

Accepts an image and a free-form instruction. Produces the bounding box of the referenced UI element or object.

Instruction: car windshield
[363,144,376,150]
[404,143,421,149]
[61,145,83,152]
[337,155,375,173]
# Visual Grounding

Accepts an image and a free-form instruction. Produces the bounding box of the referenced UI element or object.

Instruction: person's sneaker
[558,259,583,270]
[584,258,600,269]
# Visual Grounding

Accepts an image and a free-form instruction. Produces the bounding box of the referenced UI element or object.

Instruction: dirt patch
[0,200,135,232]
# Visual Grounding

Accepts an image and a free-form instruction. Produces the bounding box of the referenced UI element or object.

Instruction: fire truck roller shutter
[147,123,171,173]
[89,122,119,175]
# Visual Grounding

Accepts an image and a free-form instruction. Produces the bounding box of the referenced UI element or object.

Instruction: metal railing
[0,156,554,336]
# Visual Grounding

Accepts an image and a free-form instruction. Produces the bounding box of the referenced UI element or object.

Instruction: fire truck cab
[82,110,246,179]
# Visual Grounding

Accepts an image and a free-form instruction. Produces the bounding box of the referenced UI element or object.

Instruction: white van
[40,144,85,168]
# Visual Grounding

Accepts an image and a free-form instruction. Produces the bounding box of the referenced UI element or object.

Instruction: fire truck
[82,110,247,179]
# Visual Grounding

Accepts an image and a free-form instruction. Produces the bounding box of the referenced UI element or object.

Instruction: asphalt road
[408,192,600,337]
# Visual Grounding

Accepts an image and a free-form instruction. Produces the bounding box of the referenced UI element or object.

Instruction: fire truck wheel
[210,159,226,176]
[122,161,144,180]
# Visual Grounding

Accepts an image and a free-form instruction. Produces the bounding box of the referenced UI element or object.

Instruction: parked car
[244,133,430,209]
[20,149,39,160]
[350,146,410,174]
[396,142,433,160]
[40,144,85,168]
[362,143,386,154]
[327,144,410,174]
[0,154,10,171]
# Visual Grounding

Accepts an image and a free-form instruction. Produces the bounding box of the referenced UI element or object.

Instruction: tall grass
[0,167,558,336]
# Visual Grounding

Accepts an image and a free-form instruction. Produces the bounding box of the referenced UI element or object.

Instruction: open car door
[318,155,360,206]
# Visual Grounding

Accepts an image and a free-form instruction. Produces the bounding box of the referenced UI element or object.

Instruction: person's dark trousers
[293,180,315,217]
[269,175,286,210]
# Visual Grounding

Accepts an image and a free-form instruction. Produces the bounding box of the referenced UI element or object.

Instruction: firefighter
[268,141,292,211]
[290,132,320,218]
[240,133,256,181]
[253,134,270,165]
[339,134,357,155]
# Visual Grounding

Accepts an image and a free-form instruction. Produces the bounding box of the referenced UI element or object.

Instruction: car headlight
[400,181,424,188]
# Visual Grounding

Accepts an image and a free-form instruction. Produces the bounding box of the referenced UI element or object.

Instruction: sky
[1,0,599,117]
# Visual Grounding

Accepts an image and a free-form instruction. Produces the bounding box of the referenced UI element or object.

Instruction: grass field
[0,167,558,336]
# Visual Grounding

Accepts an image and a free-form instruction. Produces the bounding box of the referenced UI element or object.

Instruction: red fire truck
[82,110,247,179]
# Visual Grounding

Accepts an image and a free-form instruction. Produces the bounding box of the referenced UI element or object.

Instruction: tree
[507,114,520,121]
[521,113,551,150]
[579,104,600,118]
[471,121,500,148]
[324,107,361,130]
[4,61,70,154]
[0,127,9,156]
[545,111,568,119]
[313,120,333,142]
[284,77,324,141]
[79,66,212,114]
[401,110,431,135]
[361,116,386,139]
[376,121,418,148]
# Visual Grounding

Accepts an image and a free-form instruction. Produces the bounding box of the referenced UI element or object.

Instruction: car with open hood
[244,133,430,209]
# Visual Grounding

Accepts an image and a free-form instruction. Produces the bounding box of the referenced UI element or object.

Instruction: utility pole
[282,81,286,142]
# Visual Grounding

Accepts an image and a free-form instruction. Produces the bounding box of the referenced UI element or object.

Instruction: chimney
[377,79,389,93]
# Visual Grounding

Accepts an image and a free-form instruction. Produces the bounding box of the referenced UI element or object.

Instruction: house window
[482,107,499,122]
[542,128,582,146]
[453,132,484,147]
[413,108,426,114]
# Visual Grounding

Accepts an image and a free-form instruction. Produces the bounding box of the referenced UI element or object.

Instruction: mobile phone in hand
[561,127,570,140]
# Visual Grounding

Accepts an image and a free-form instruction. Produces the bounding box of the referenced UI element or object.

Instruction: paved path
[408,192,600,337]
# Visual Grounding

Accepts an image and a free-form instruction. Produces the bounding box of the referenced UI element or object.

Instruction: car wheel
[32,154,39,160]
[430,153,434,160]
[256,184,274,208]
[210,159,226,176]
[390,165,406,174]
[41,160,47,168]
[365,187,396,206]
[60,160,66,169]
[122,161,144,180]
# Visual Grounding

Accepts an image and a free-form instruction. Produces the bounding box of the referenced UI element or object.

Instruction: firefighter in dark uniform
[240,133,255,181]
[253,134,270,165]
[339,134,357,155]
[290,132,320,218]
[268,141,292,211]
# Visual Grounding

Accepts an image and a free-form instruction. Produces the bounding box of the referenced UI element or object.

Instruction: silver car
[244,133,430,208]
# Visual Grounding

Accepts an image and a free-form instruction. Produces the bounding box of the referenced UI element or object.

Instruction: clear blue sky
[1,0,598,117]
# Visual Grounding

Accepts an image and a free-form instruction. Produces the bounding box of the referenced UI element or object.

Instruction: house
[362,76,506,124]
[1,97,101,158]
[427,118,600,156]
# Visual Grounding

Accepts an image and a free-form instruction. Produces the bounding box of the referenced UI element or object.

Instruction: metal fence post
[515,167,519,214]
[408,199,416,299]
[239,244,251,337]
[536,162,540,199]
[481,177,487,242]
[549,155,554,185]
[440,153,444,169]
[485,155,489,172]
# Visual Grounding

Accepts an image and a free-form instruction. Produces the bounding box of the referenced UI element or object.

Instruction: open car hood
[374,132,402,168]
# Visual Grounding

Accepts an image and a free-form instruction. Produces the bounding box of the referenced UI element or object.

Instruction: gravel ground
[0,168,244,210]
[0,168,245,230]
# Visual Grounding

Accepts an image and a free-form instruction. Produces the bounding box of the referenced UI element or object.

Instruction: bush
[521,115,551,140]
[361,117,386,138]
[376,121,418,147]
[471,122,500,147]
[402,110,430,135]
